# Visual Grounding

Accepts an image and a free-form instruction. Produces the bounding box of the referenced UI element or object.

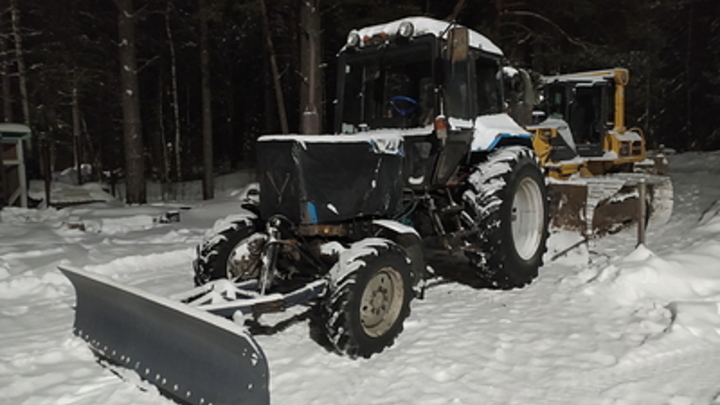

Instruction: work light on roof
[346,31,360,47]
[398,21,414,38]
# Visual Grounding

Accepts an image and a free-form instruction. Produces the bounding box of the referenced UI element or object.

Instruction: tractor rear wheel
[463,146,549,288]
[324,239,414,358]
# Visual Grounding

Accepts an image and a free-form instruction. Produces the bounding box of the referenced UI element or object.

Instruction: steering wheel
[389,95,420,117]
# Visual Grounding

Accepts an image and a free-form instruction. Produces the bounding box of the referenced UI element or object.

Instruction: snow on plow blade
[59,265,270,405]
[548,173,673,236]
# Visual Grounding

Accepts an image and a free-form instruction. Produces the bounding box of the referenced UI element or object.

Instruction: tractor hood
[256,133,405,224]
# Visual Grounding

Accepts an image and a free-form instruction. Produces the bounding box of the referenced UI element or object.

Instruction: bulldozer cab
[533,68,647,172]
[543,75,616,157]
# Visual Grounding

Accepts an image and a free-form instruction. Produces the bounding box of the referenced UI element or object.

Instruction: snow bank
[588,244,720,305]
[27,181,116,206]
[0,269,70,300]
[0,259,9,280]
[82,248,194,278]
[668,302,720,343]
[667,151,720,174]
[699,200,720,230]
[0,207,68,223]
[584,208,720,344]
[81,214,156,234]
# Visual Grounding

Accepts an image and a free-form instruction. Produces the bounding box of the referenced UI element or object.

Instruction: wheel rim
[226,234,266,280]
[512,176,545,261]
[359,267,404,338]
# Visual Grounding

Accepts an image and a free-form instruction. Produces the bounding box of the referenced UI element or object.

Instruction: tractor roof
[348,16,503,57]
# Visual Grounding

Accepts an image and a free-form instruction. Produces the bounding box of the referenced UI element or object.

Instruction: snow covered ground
[2,152,720,405]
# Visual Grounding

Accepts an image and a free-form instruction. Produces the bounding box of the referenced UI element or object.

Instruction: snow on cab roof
[0,122,31,139]
[544,68,629,85]
[351,16,503,57]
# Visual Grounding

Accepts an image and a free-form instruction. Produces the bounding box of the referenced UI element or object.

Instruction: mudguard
[59,265,270,405]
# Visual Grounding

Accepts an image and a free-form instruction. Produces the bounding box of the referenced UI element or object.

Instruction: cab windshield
[337,38,503,133]
[339,42,435,133]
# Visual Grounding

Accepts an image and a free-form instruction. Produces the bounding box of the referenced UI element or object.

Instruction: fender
[449,113,532,152]
[372,219,426,288]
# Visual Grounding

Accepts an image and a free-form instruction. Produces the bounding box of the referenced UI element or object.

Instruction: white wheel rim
[227,233,266,279]
[511,177,544,261]
[359,267,404,338]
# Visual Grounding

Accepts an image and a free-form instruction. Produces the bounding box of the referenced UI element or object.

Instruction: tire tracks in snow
[397,257,720,405]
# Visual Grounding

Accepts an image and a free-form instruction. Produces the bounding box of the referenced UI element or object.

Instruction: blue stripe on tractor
[304,201,319,224]
[474,133,533,152]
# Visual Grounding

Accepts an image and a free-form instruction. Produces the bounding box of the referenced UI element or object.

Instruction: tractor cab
[334,18,505,134]
[333,18,528,190]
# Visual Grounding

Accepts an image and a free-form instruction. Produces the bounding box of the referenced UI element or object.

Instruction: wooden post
[637,179,647,246]
[42,138,51,208]
[0,139,6,208]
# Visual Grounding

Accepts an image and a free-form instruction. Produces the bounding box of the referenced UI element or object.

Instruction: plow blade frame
[59,265,269,405]
[548,173,673,236]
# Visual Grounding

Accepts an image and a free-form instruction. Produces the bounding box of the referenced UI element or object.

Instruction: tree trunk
[226,66,235,165]
[299,0,321,135]
[115,0,146,204]
[165,0,182,182]
[72,77,82,185]
[260,0,289,134]
[9,0,29,128]
[1,34,12,122]
[158,74,170,185]
[685,1,694,150]
[199,0,213,200]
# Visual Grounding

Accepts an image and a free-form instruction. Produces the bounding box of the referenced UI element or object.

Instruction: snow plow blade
[548,173,673,236]
[59,265,270,405]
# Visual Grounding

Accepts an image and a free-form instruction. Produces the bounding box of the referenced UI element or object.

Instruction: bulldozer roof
[544,68,630,86]
[347,16,503,57]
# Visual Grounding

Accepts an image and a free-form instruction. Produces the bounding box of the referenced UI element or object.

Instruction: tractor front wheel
[324,239,414,358]
[193,212,260,285]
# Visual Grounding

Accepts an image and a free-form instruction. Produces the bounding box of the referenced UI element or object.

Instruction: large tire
[194,212,259,285]
[463,146,549,288]
[324,238,414,358]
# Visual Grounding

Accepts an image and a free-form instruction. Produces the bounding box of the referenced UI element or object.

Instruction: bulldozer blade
[59,265,270,405]
[548,173,673,236]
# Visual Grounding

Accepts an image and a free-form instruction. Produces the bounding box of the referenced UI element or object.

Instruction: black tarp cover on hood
[257,134,404,225]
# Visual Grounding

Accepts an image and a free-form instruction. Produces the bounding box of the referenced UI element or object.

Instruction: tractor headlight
[398,21,414,38]
[346,31,360,48]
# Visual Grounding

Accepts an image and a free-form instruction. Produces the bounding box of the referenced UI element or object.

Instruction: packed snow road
[1,152,720,405]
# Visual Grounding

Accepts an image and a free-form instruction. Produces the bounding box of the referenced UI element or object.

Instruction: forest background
[3,0,719,203]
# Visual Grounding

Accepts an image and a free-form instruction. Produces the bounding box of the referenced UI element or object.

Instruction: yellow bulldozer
[524,68,673,236]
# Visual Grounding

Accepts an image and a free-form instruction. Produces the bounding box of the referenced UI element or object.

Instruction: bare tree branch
[502,10,589,49]
[136,54,160,73]
[447,0,468,22]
